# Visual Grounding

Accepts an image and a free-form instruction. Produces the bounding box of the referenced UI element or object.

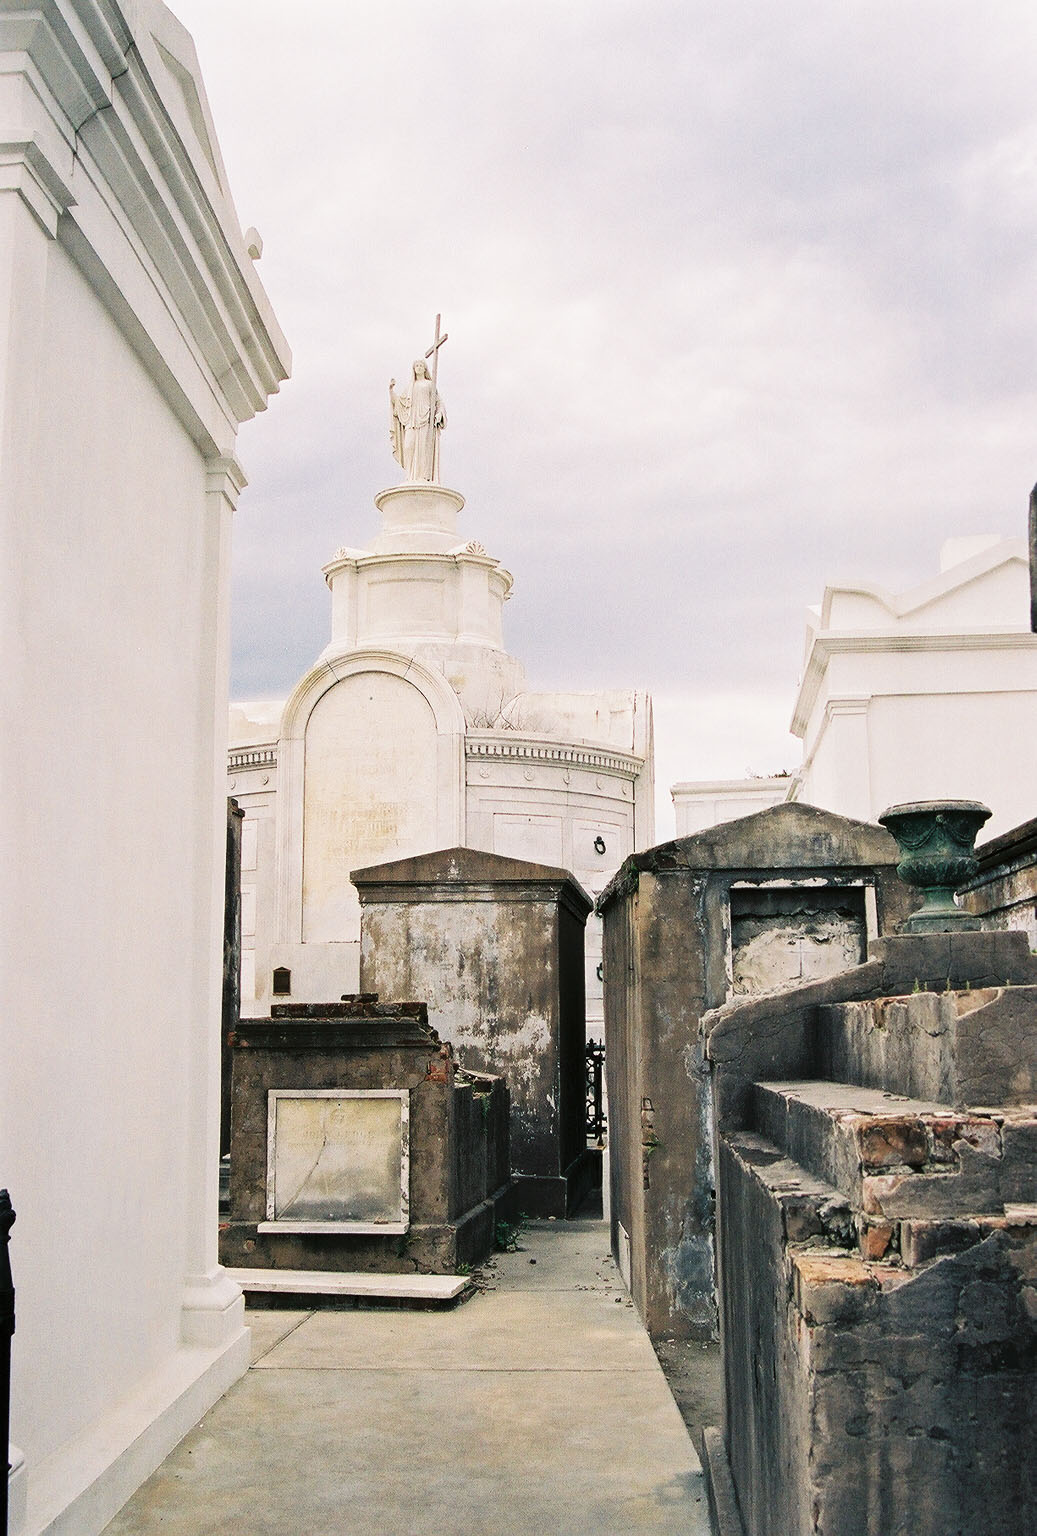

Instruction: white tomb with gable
[789,536,1037,836]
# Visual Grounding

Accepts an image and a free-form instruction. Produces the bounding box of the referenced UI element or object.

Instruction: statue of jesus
[389,359,446,483]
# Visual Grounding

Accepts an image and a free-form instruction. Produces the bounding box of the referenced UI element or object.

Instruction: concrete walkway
[103,1220,711,1536]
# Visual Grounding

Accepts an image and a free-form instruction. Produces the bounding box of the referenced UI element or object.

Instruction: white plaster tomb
[0,4,289,1533]
[230,326,654,1033]
[789,535,1037,837]
[671,535,1037,844]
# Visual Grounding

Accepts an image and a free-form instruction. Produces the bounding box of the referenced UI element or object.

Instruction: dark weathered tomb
[221,996,510,1275]
[353,847,593,1217]
[701,926,1037,1536]
[597,801,916,1339]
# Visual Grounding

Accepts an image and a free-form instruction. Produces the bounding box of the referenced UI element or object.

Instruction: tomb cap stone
[352,844,593,919]
[598,801,899,913]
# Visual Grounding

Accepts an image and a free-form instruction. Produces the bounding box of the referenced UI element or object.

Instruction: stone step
[721,1131,854,1251]
[751,1080,1019,1221]
[725,1126,1037,1269]
[227,1267,469,1304]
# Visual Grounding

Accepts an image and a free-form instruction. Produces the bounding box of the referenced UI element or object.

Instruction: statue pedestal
[371,483,465,554]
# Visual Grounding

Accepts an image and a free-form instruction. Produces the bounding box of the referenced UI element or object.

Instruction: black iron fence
[585,1039,606,1145]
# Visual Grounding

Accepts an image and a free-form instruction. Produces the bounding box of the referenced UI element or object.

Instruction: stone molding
[0,132,76,236]
[205,454,248,511]
[278,647,467,745]
[671,776,792,795]
[352,846,594,920]
[972,814,1037,874]
[228,745,277,772]
[180,1267,245,1349]
[466,733,643,779]
[0,0,290,454]
[323,546,511,578]
[791,628,1037,737]
[232,1017,437,1052]
[355,876,593,920]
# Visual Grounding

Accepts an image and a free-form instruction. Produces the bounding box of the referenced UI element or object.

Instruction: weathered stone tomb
[701,927,1037,1536]
[597,801,916,1339]
[354,847,594,1216]
[222,996,510,1276]
[957,812,1037,948]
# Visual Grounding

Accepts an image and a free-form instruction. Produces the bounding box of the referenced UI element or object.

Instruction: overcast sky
[173,1,1037,836]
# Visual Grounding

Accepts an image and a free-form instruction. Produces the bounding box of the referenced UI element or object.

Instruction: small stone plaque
[262,1089,409,1234]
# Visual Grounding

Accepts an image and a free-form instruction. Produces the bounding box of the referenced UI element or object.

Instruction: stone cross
[424,313,448,397]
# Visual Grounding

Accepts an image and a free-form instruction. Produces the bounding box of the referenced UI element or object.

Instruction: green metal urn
[878,800,991,933]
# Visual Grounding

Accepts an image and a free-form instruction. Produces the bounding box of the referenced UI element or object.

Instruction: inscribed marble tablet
[266,1090,409,1232]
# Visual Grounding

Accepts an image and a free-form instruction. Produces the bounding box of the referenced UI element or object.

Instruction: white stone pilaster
[179,453,249,1351]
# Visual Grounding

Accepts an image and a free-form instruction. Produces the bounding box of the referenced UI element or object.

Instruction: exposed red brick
[859,1221,894,1260]
[857,1116,928,1169]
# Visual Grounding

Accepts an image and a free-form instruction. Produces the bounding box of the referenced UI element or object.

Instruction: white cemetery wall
[2,237,239,1531]
[0,5,288,1531]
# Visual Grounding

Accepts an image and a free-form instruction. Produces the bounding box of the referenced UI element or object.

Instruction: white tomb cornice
[228,744,277,774]
[323,545,513,585]
[0,0,290,454]
[466,731,643,780]
[229,734,645,782]
[0,130,75,233]
[790,627,1037,737]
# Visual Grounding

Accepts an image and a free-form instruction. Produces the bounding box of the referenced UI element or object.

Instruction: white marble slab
[265,1089,409,1233]
[230,1268,467,1301]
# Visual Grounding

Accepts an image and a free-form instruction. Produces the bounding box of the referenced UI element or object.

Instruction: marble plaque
[263,1090,409,1234]
[302,672,439,943]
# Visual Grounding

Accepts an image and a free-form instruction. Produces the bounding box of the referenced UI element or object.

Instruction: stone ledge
[227,1268,468,1302]
[752,1079,1008,1217]
[700,1426,746,1536]
[725,1122,1037,1270]
[230,1015,435,1051]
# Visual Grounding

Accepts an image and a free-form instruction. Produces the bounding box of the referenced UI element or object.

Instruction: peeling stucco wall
[355,848,592,1215]
[598,802,913,1341]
